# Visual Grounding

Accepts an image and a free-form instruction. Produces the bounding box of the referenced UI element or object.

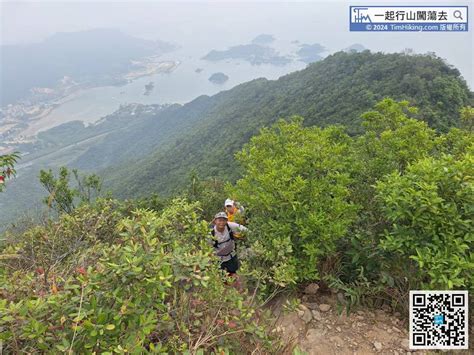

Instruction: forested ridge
[105,51,472,198]
[5,50,471,223]
[0,50,473,353]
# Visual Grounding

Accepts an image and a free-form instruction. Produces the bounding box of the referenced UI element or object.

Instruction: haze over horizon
[1,1,473,88]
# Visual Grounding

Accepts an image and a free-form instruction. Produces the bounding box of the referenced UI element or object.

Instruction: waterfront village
[0,57,179,155]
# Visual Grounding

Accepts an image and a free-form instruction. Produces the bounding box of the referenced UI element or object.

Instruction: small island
[208,72,229,84]
[251,34,275,45]
[202,44,291,66]
[296,43,327,64]
[195,68,203,73]
[144,82,154,96]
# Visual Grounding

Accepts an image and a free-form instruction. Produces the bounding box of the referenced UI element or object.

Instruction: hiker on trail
[224,199,245,224]
[210,211,248,275]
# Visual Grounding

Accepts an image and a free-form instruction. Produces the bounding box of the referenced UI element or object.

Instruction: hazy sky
[1,1,473,87]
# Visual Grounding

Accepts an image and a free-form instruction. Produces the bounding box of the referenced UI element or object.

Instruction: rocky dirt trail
[268,283,424,355]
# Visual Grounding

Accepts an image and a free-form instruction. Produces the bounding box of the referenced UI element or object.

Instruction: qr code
[410,290,469,349]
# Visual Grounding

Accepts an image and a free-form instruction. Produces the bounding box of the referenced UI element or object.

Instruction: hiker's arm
[228,222,248,233]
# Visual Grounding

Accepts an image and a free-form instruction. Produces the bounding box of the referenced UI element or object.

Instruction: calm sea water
[0,41,307,224]
[37,42,306,132]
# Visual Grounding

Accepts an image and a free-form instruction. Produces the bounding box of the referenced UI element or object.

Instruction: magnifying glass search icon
[453,10,463,21]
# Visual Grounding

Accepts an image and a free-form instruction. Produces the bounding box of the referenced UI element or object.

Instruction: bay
[36,43,306,132]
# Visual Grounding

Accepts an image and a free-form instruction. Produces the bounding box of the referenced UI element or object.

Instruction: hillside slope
[105,51,473,198]
[2,51,472,226]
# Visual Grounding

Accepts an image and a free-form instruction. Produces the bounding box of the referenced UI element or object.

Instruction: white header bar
[351,6,468,24]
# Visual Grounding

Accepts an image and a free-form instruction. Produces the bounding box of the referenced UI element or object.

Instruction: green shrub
[1,199,122,280]
[0,199,273,353]
[39,167,102,215]
[351,99,437,236]
[232,117,357,289]
[0,152,19,192]
[435,126,474,158]
[376,153,474,290]
[331,101,473,310]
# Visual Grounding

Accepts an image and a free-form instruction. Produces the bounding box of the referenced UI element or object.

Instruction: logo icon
[352,7,372,23]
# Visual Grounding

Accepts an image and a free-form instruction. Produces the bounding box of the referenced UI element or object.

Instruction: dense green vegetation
[1,98,472,352]
[4,51,472,227]
[39,167,102,215]
[230,99,473,305]
[0,199,273,353]
[232,118,357,287]
[0,103,179,226]
[108,51,472,199]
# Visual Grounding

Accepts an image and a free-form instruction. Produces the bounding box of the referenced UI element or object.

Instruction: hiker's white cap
[214,212,228,220]
[224,199,234,207]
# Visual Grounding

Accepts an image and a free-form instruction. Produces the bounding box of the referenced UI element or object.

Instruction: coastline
[1,59,180,143]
